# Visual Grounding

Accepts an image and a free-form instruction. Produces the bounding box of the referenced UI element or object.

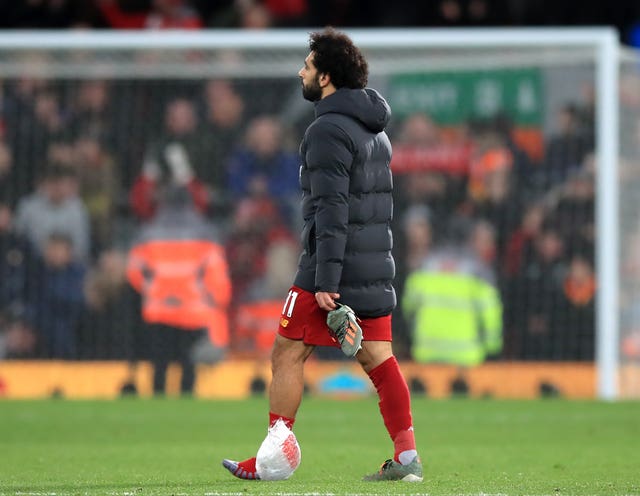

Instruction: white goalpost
[0,28,626,399]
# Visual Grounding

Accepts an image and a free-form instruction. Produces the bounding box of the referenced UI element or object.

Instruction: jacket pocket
[301,221,316,255]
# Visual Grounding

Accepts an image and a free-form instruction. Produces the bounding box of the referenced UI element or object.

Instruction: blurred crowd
[0,0,639,44]
[0,62,613,372]
[0,75,301,370]
[0,1,637,400]
[391,102,597,362]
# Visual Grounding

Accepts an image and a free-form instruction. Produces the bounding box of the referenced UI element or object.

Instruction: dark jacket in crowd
[294,87,396,317]
[0,230,33,315]
[26,258,86,358]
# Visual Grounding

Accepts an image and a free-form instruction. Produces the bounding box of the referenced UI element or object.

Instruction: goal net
[619,48,640,398]
[0,29,631,398]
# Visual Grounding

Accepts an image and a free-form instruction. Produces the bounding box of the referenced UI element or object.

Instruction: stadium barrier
[0,360,597,399]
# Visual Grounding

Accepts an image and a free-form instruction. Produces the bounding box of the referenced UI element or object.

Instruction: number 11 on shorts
[282,290,299,318]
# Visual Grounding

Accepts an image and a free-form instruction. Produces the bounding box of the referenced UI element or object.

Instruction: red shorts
[277,286,392,347]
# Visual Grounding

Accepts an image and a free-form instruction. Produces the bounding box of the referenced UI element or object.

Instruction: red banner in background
[391,145,471,176]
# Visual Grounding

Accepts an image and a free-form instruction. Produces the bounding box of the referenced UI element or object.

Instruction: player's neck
[321,84,336,99]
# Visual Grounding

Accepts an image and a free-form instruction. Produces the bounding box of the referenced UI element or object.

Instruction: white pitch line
[8,493,634,496]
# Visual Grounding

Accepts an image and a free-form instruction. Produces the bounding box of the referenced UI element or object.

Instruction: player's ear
[319,72,331,88]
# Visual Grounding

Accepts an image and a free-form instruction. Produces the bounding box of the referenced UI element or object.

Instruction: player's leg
[222,335,314,480]
[269,334,315,419]
[357,340,422,482]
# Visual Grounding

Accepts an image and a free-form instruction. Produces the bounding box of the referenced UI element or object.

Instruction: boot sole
[401,473,423,482]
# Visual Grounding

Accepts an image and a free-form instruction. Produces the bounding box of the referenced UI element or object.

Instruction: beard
[301,75,322,102]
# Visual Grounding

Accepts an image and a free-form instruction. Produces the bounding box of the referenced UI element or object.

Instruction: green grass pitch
[1,397,639,495]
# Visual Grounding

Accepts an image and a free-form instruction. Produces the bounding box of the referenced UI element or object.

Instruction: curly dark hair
[309,28,368,90]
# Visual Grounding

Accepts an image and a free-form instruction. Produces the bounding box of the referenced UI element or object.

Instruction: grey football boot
[363,456,423,482]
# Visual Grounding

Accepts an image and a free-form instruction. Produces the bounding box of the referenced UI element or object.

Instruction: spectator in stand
[425,0,510,26]
[46,138,75,168]
[26,232,86,359]
[491,112,540,190]
[97,0,203,29]
[14,165,90,262]
[0,200,34,323]
[399,205,434,276]
[72,132,120,257]
[394,112,440,146]
[226,115,300,228]
[402,215,502,379]
[431,0,466,26]
[200,79,245,207]
[263,0,308,26]
[3,79,64,199]
[234,240,300,357]
[195,0,273,29]
[239,0,273,28]
[391,204,434,358]
[394,204,434,302]
[127,185,231,395]
[467,119,514,204]
[542,103,594,186]
[78,248,142,359]
[67,80,119,153]
[0,315,37,359]
[245,240,299,303]
[32,88,66,146]
[0,194,36,361]
[468,125,522,262]
[465,0,510,25]
[391,113,469,234]
[554,250,596,360]
[129,98,210,221]
[510,223,567,359]
[503,200,547,278]
[66,78,143,190]
[469,217,498,268]
[552,166,595,252]
[225,196,294,306]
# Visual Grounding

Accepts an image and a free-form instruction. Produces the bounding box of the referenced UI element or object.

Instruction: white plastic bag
[255,419,301,481]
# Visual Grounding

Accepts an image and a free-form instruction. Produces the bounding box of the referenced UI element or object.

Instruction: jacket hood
[314,87,391,133]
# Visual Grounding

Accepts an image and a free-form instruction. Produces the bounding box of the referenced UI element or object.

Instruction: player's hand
[315,291,340,311]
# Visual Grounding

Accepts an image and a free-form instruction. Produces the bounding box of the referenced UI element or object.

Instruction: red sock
[367,356,417,462]
[269,412,295,430]
[236,457,258,477]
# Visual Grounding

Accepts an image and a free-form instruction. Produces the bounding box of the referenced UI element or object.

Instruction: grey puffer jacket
[293,87,396,318]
